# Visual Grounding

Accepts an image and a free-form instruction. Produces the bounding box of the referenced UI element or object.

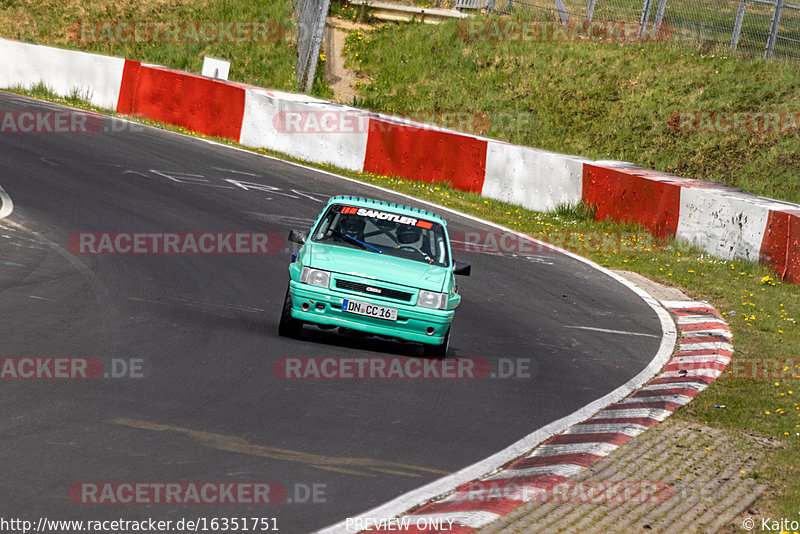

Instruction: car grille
[335,279,413,302]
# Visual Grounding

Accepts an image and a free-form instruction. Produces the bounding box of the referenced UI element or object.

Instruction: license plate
[342,299,398,321]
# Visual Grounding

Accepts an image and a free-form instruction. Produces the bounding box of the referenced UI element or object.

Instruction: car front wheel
[278,286,303,338]
[423,327,450,358]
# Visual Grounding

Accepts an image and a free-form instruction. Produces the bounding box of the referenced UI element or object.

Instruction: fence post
[638,0,655,39]
[488,0,496,11]
[731,0,746,51]
[764,0,785,59]
[296,0,331,93]
[585,0,597,22]
[555,0,569,26]
[654,0,667,32]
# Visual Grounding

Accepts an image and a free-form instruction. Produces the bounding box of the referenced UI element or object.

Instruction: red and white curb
[347,300,731,533]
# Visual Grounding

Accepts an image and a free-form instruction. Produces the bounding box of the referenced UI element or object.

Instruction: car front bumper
[288,280,454,345]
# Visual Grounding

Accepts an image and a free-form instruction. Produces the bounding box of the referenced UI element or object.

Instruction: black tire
[278,286,303,338]
[424,327,450,358]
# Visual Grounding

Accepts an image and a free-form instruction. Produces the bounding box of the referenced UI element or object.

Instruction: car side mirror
[288,229,307,245]
[454,260,471,276]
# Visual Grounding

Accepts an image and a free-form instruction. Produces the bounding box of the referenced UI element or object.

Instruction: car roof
[326,196,447,226]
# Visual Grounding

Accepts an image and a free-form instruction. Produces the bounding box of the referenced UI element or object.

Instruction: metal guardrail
[730,0,800,58]
[454,0,495,10]
[508,0,800,61]
[349,0,469,22]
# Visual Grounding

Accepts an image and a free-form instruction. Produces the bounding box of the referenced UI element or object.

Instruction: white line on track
[564,325,661,338]
[0,185,13,219]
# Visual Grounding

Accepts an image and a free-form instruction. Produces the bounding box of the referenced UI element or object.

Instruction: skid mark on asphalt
[564,325,660,338]
[129,296,264,314]
[212,167,259,176]
[113,418,449,478]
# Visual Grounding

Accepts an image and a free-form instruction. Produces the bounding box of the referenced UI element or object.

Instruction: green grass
[344,18,800,205]
[0,0,332,97]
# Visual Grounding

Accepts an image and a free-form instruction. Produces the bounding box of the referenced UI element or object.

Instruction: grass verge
[0,0,332,98]
[343,17,800,205]
[6,84,800,521]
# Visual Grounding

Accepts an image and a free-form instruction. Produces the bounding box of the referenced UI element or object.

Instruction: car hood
[308,243,449,292]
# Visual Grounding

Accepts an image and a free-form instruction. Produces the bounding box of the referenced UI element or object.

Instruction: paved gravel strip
[476,419,771,534]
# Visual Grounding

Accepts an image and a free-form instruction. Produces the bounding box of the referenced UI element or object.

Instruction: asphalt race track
[0,92,663,532]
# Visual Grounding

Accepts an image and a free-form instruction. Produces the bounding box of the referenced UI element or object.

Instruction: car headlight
[418,290,447,310]
[299,267,331,288]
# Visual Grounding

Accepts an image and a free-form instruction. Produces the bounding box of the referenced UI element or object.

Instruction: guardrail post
[555,0,569,25]
[585,0,597,22]
[764,0,785,58]
[297,0,331,92]
[638,0,655,38]
[654,0,667,32]
[731,0,747,50]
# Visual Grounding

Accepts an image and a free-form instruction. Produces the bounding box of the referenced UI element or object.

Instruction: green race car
[279,196,471,357]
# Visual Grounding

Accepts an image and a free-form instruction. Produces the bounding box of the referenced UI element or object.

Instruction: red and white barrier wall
[583,162,800,282]
[0,39,126,110]
[483,141,586,212]
[363,113,489,193]
[239,89,369,171]
[3,36,799,282]
[116,61,249,140]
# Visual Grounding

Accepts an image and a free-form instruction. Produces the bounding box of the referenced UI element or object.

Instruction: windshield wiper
[331,230,382,254]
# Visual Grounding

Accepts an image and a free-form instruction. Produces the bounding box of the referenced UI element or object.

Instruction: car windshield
[311,204,450,267]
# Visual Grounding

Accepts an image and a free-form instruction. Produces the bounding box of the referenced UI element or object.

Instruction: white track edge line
[0,185,13,219]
